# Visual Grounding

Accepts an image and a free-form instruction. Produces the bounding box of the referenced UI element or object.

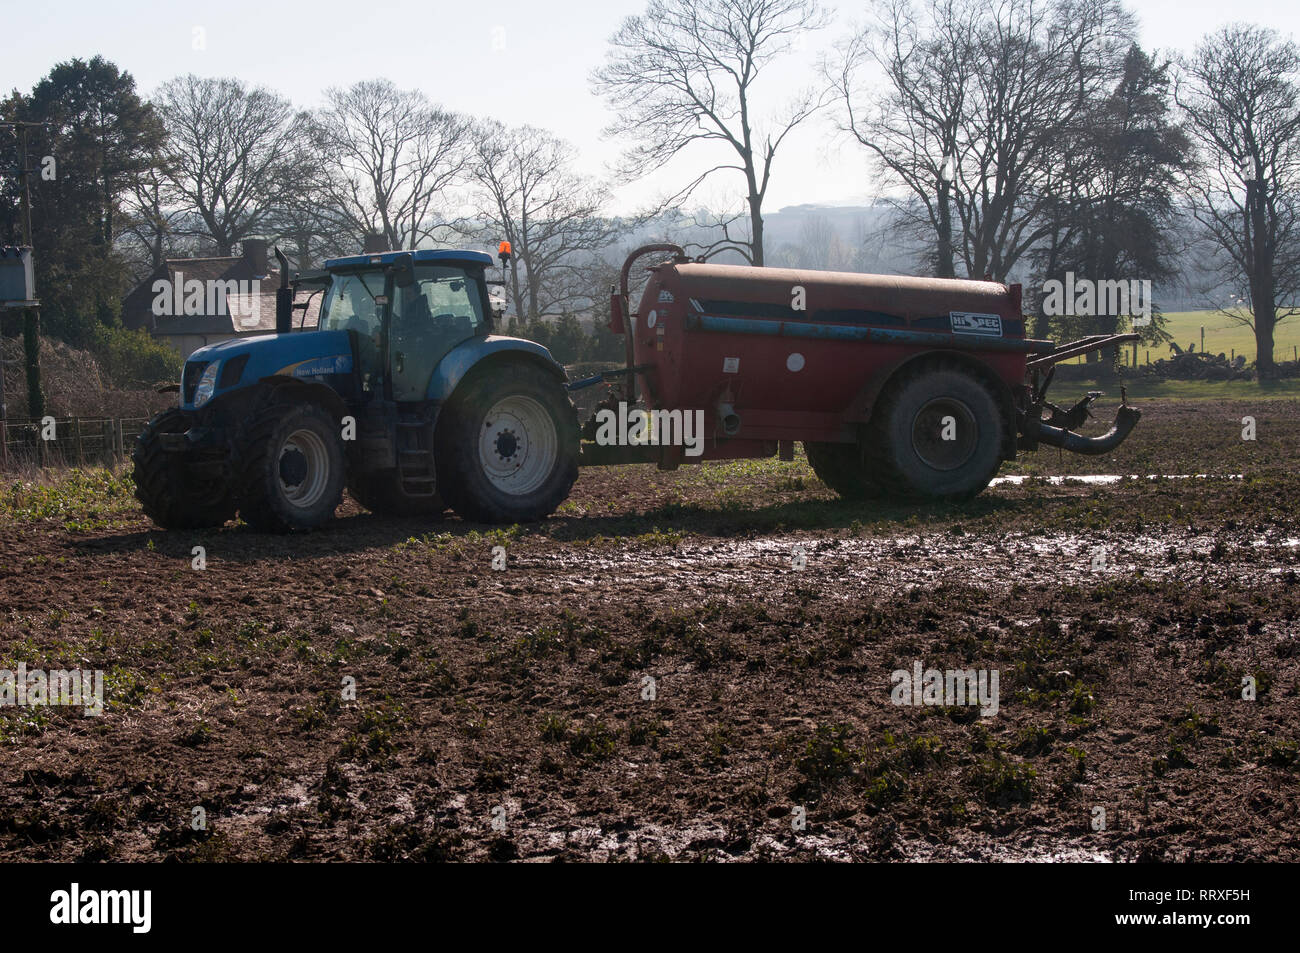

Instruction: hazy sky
[8,0,1300,215]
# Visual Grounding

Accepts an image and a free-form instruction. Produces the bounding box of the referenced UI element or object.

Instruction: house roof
[123,255,280,334]
[227,291,323,334]
[325,248,494,269]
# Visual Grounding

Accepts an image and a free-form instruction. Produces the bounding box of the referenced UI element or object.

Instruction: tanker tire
[803,441,881,500]
[234,401,346,533]
[133,408,237,529]
[866,362,1004,501]
[349,472,445,518]
[436,363,578,524]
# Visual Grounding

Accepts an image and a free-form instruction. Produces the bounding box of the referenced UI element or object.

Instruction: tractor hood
[180,330,354,410]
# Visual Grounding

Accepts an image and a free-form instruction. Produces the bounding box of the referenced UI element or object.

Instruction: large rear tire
[133,408,236,529]
[803,441,880,500]
[435,363,578,523]
[349,472,445,518]
[865,363,1004,500]
[235,402,346,533]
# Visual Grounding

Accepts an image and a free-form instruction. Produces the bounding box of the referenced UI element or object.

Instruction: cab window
[319,272,386,385]
[390,265,485,400]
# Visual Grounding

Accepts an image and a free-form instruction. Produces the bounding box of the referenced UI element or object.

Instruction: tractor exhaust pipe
[1023,404,1142,456]
[274,246,292,334]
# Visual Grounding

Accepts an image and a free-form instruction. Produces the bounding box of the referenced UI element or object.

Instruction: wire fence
[0,416,152,471]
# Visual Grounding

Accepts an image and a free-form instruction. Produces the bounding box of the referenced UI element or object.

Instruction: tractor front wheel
[235,401,346,533]
[133,409,237,529]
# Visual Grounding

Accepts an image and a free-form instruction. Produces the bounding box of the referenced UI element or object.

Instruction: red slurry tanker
[577,243,1141,501]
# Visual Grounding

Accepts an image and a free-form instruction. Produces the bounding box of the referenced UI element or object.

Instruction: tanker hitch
[1018,332,1142,456]
[1020,403,1142,455]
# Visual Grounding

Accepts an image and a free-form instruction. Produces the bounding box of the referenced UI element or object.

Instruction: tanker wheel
[349,471,445,518]
[436,363,578,523]
[803,441,881,500]
[132,408,237,529]
[866,363,1004,500]
[234,401,346,533]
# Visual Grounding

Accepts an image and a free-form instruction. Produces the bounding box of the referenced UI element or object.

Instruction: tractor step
[397,447,438,497]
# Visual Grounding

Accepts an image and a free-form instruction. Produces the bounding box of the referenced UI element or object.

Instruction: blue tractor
[133,247,579,532]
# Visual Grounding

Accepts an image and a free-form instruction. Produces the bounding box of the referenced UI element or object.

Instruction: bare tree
[312,80,470,252]
[155,75,297,255]
[468,122,616,324]
[592,0,828,266]
[263,117,355,270]
[679,207,758,262]
[119,159,185,275]
[1177,24,1300,378]
[797,214,853,270]
[832,0,1134,281]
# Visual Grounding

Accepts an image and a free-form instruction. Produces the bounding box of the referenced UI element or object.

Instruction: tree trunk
[1255,298,1277,379]
[936,182,955,278]
[748,194,764,267]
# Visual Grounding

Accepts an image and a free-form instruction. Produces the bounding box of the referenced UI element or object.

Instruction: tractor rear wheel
[133,409,237,529]
[435,363,578,523]
[803,441,880,500]
[235,401,346,533]
[349,471,445,518]
[866,363,1004,500]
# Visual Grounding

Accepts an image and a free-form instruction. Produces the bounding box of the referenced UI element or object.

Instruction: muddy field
[1,395,1298,861]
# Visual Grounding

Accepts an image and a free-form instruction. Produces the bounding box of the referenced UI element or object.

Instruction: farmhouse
[121,239,319,359]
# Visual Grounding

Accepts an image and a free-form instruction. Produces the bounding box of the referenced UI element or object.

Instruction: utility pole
[1,120,46,424]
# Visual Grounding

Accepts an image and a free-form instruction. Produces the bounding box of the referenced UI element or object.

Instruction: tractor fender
[844,349,1018,460]
[426,335,566,403]
[251,376,350,422]
[195,374,349,428]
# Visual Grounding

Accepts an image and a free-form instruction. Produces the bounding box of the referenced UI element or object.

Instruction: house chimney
[362,232,389,254]
[242,238,269,276]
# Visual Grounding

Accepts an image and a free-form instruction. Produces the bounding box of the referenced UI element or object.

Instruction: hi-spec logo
[950,312,1003,336]
[50,883,151,933]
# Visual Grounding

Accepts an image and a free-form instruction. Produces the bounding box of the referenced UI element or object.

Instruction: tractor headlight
[193,362,220,408]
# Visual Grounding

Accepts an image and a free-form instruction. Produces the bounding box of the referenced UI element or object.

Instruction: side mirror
[390,253,415,289]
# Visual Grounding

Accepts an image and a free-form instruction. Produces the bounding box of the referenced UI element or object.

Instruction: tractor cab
[314,249,495,403]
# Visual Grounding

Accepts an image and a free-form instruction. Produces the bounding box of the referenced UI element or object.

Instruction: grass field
[1064,309,1300,366]
[1042,377,1300,400]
